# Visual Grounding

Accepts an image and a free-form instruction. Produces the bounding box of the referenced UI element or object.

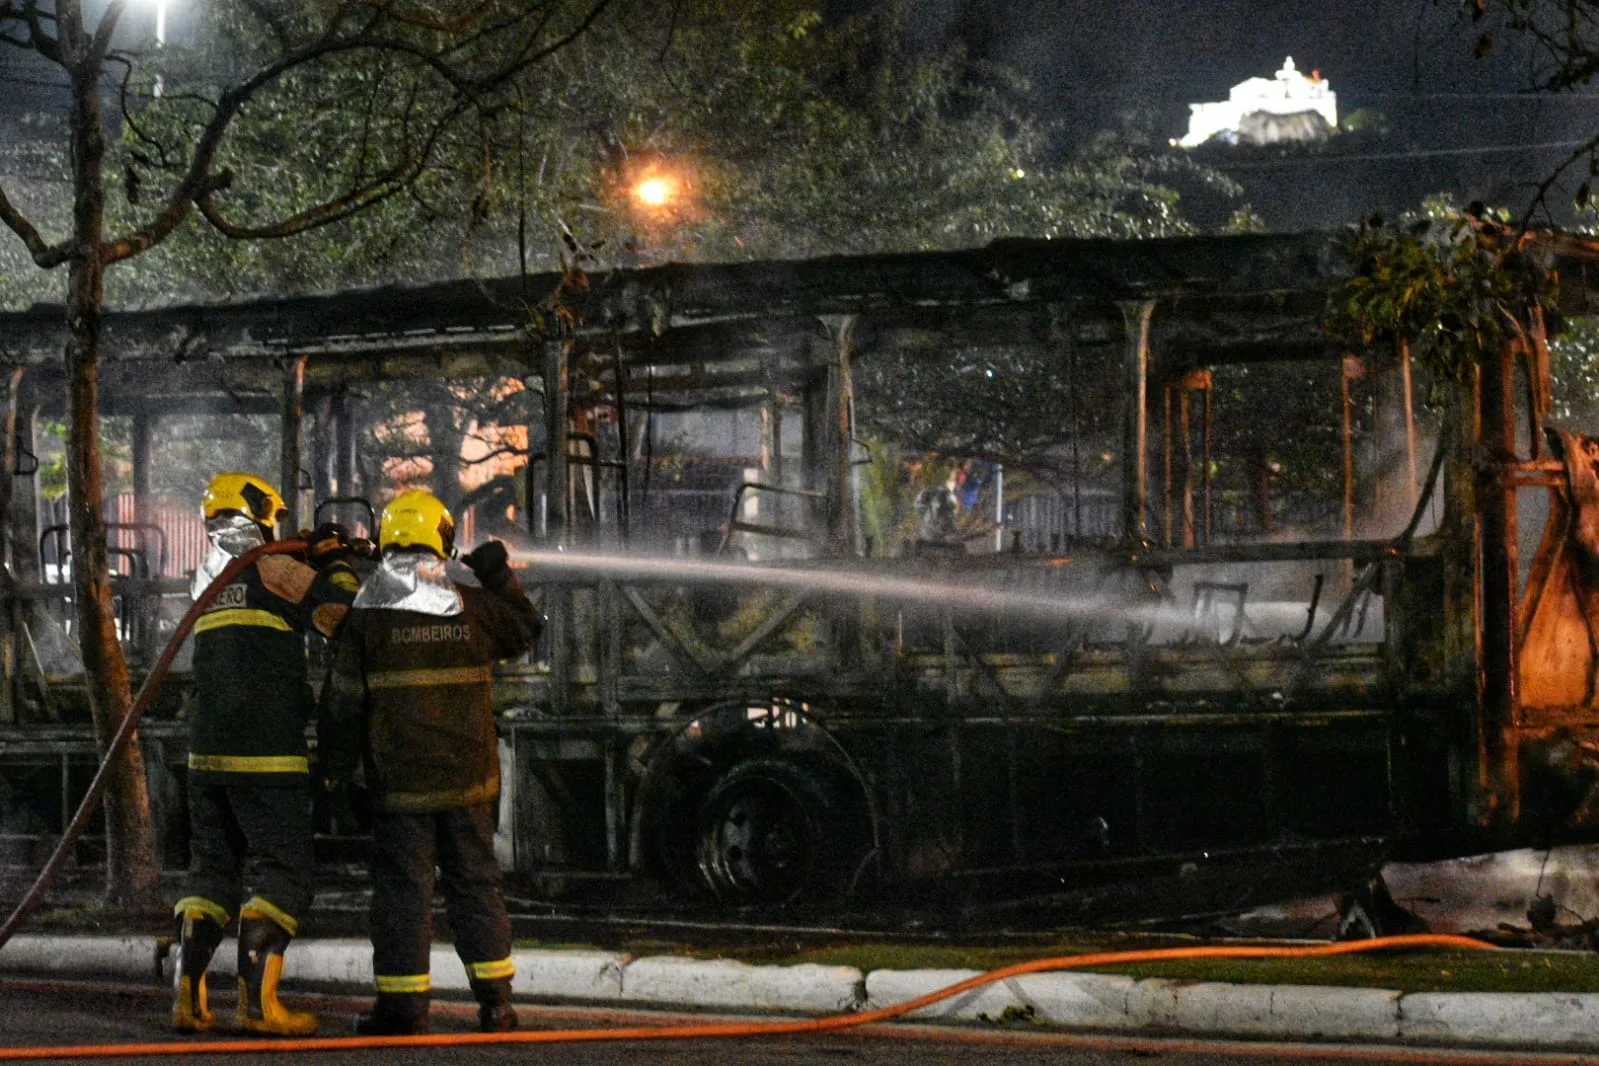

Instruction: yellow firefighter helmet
[202,472,287,528]
[378,490,456,558]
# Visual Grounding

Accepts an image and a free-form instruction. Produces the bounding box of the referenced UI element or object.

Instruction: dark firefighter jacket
[189,555,360,786]
[318,574,541,813]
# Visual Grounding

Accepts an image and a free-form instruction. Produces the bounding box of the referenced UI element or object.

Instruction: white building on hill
[1177,57,1338,148]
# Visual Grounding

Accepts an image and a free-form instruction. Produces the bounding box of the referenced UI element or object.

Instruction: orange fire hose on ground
[0,544,1502,1058]
[0,934,1497,1059]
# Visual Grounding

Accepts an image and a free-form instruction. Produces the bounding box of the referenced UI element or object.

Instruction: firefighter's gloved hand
[462,540,513,590]
[306,522,353,569]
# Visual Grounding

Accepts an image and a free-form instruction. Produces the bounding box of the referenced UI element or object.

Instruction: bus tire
[691,756,862,905]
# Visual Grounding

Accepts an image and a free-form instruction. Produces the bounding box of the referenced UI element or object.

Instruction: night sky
[892,0,1508,105]
[867,0,1599,228]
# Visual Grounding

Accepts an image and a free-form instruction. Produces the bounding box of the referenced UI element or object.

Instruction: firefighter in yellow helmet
[319,490,541,1035]
[171,473,360,1036]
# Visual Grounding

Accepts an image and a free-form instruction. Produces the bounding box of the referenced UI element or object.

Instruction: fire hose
[0,541,1501,1057]
[0,539,307,952]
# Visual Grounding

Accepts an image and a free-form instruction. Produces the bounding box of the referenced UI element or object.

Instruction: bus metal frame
[2,231,1598,912]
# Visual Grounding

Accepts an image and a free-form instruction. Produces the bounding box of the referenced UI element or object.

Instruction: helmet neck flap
[190,513,266,601]
[352,550,463,617]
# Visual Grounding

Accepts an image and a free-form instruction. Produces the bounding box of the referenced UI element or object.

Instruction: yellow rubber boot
[171,905,226,1033]
[235,912,318,1036]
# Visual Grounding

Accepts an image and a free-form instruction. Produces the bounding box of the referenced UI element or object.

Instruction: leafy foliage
[613,4,1238,260]
[1550,314,1599,427]
[0,122,70,307]
[854,336,1124,492]
[77,0,1244,306]
[78,0,1249,542]
[1331,203,1557,382]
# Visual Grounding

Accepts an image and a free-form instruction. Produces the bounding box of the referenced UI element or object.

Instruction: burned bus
[2,231,1598,918]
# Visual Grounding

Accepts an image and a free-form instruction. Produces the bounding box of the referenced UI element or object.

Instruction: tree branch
[112,57,184,174]
[174,31,482,240]
[460,444,529,468]
[103,1,617,265]
[100,35,405,259]
[354,0,497,33]
[0,0,62,62]
[1518,127,1599,228]
[196,157,419,239]
[485,0,616,87]
[88,0,126,68]
[103,171,231,263]
[0,181,73,267]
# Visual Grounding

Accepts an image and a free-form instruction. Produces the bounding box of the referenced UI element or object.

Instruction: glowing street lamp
[141,0,169,95]
[632,174,678,210]
[620,163,696,262]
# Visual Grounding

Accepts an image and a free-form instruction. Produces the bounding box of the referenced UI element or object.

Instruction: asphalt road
[2,978,1598,1066]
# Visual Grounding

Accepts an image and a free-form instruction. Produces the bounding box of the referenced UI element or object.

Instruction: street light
[632,174,678,211]
[618,161,696,263]
[144,0,167,95]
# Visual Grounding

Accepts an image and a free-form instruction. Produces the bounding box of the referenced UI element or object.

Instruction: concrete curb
[1398,991,1599,1048]
[4,934,1599,1049]
[865,967,1137,1029]
[865,968,1408,1041]
[0,935,165,983]
[619,956,861,1014]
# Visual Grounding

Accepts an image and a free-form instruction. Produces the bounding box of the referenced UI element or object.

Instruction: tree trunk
[424,392,468,512]
[64,12,162,910]
[1247,440,1275,536]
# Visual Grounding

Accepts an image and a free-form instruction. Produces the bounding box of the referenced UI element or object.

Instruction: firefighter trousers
[369,803,513,993]
[183,779,315,924]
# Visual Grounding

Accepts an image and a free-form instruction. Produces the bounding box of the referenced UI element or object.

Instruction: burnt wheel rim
[698,778,817,901]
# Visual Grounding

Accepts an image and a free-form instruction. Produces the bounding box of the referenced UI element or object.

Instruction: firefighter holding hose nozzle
[317,489,542,1035]
[172,473,360,1036]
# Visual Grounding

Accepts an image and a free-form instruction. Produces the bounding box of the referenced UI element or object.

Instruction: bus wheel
[692,757,852,905]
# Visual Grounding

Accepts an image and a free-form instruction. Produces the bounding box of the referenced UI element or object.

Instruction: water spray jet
[509,548,1197,632]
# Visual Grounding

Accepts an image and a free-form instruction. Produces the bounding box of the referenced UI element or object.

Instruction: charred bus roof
[6,230,1594,414]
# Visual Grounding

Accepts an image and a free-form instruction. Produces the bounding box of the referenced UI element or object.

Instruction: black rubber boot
[171,906,227,1033]
[472,979,518,1033]
[236,912,318,1036]
[354,992,431,1036]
